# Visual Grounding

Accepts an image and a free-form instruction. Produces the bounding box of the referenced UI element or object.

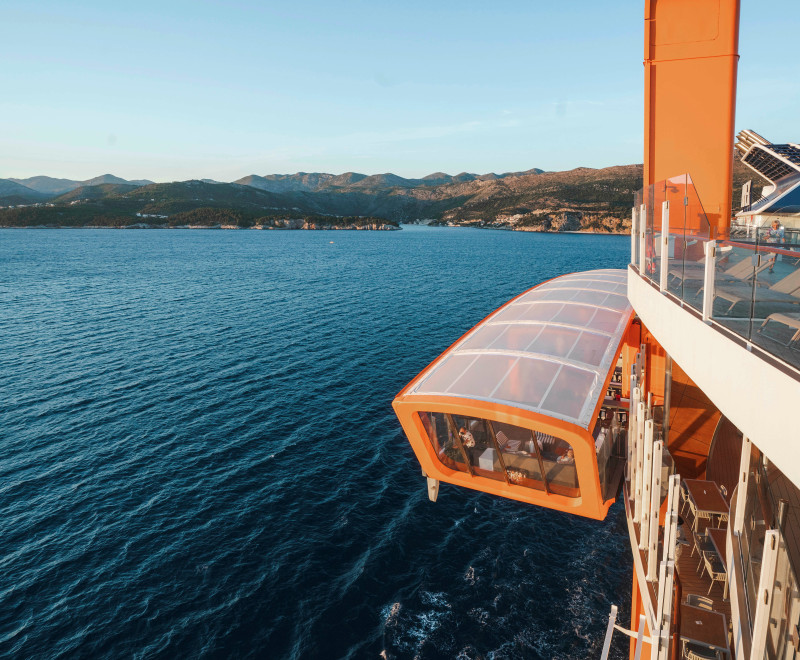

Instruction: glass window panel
[568,331,611,367]
[540,365,597,421]
[570,289,609,305]
[419,412,468,473]
[493,421,545,491]
[528,326,581,359]
[492,357,560,408]
[415,354,477,394]
[452,415,505,481]
[458,324,507,351]
[554,304,597,326]
[536,431,580,497]
[592,308,622,333]
[515,302,563,322]
[491,303,529,323]
[539,288,578,301]
[487,324,544,351]
[449,354,517,398]
[516,289,554,304]
[603,294,630,311]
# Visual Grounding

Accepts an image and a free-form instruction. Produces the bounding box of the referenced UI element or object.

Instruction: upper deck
[629,175,800,487]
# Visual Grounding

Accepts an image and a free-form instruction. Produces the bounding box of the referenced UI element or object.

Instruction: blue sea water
[0,226,633,659]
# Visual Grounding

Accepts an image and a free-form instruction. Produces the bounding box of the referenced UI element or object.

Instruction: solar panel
[735,129,800,184]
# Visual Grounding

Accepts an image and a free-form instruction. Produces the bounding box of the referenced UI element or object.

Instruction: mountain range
[0,159,763,231]
[5,174,154,198]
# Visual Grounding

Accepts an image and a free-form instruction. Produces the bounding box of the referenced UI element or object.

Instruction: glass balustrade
[633,176,800,372]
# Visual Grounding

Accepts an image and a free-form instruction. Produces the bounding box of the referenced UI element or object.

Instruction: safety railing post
[647,440,663,581]
[750,530,780,660]
[639,204,647,274]
[702,240,716,322]
[734,436,751,535]
[640,419,654,550]
[660,201,669,291]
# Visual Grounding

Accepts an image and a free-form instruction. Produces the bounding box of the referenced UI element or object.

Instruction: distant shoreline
[0,223,630,235]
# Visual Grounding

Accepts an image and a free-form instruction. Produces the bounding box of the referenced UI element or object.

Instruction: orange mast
[643,0,741,235]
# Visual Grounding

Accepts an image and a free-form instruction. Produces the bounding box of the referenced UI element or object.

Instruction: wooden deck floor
[675,516,732,618]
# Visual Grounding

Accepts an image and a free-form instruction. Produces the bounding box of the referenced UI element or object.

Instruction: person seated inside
[458,426,475,448]
[557,448,575,465]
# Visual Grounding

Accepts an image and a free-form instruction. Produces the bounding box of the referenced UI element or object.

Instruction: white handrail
[733,435,751,535]
[640,419,655,550]
[660,201,669,291]
[702,240,716,322]
[647,440,663,581]
[600,604,619,660]
[750,530,780,660]
[639,204,647,274]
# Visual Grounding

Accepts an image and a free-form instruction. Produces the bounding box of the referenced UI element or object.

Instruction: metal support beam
[662,355,672,449]
[659,200,669,291]
[600,604,619,660]
[639,204,647,274]
[634,399,646,524]
[634,614,647,660]
[702,239,717,322]
[628,378,639,485]
[734,435,751,535]
[426,477,439,502]
[647,440,663,581]
[750,530,780,660]
[640,419,655,551]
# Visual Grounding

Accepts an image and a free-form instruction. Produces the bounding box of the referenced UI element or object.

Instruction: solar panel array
[743,146,800,183]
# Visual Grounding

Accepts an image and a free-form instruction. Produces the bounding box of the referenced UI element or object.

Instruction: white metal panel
[628,268,800,485]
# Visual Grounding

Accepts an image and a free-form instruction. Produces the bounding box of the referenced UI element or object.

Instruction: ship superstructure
[392,1,800,658]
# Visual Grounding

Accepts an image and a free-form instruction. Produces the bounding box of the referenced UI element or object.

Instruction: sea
[0,226,633,659]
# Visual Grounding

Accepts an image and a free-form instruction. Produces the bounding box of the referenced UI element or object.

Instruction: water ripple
[0,227,632,659]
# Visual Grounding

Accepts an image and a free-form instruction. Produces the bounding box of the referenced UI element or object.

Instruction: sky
[1,0,798,182]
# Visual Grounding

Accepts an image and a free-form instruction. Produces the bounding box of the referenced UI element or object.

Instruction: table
[685,479,730,531]
[680,604,730,657]
[707,527,729,599]
[707,528,728,571]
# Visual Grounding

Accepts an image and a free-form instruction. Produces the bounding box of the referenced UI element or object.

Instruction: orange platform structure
[393,270,635,520]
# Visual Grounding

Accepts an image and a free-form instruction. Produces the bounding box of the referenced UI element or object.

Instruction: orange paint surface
[644,0,740,236]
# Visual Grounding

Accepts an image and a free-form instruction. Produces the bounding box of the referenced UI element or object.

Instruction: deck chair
[714,266,800,314]
[758,311,800,346]
[694,254,776,298]
[685,594,714,611]
[682,642,720,660]
[691,530,715,572]
[700,553,728,597]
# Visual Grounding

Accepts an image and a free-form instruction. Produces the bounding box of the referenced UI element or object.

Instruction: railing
[619,351,679,660]
[731,445,800,658]
[631,177,800,373]
[711,224,800,370]
[632,174,712,313]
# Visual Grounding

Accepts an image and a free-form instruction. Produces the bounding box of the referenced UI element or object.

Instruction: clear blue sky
[1,0,797,182]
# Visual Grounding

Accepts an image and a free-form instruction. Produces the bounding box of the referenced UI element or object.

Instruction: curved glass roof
[409,269,632,429]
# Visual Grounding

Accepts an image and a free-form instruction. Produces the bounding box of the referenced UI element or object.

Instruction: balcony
[632,175,800,375]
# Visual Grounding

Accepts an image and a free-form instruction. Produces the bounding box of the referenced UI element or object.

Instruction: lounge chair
[685,594,714,610]
[713,266,800,314]
[758,311,800,346]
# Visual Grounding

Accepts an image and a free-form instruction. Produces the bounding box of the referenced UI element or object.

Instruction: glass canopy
[409,269,632,429]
